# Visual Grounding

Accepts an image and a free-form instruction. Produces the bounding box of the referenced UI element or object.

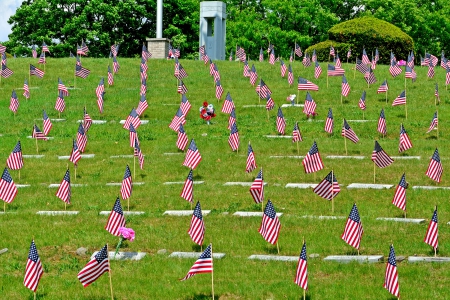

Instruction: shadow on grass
[193,174,203,180]
[396,114,406,119]
[264,245,280,254]
[426,135,438,140]
[185,293,219,300]
[28,293,47,300]
[191,244,203,252]
[343,249,360,255]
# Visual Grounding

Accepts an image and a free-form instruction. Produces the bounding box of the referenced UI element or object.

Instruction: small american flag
[228,122,240,151]
[295,43,302,57]
[183,139,202,170]
[23,79,30,99]
[105,197,126,236]
[276,107,286,135]
[9,90,19,113]
[180,243,212,281]
[110,44,119,57]
[335,53,341,68]
[407,54,414,69]
[140,77,147,96]
[384,245,399,297]
[1,63,13,78]
[375,48,379,61]
[228,109,236,130]
[69,139,81,166]
[372,141,394,168]
[56,169,71,204]
[30,64,44,78]
[31,45,37,58]
[377,109,387,135]
[427,111,438,133]
[24,240,43,292]
[136,95,149,116]
[302,141,324,173]
[370,55,376,70]
[361,48,370,65]
[246,143,257,173]
[78,245,110,287]
[287,64,294,85]
[212,63,221,81]
[324,108,333,133]
[249,168,264,204]
[347,47,351,59]
[330,46,335,57]
[259,199,281,245]
[180,169,194,203]
[341,75,350,97]
[41,42,50,53]
[446,66,450,86]
[426,148,443,182]
[38,52,46,64]
[175,63,188,80]
[341,119,359,143]
[140,65,146,82]
[142,44,152,60]
[392,90,406,106]
[255,79,271,99]
[292,122,302,142]
[341,203,364,249]
[129,123,139,148]
[280,60,287,77]
[176,124,188,151]
[123,108,141,131]
[289,50,293,62]
[134,138,144,170]
[215,80,224,100]
[80,40,89,54]
[355,58,369,74]
[259,48,264,62]
[75,64,90,78]
[427,61,435,78]
[359,90,366,110]
[76,44,85,56]
[313,171,340,200]
[221,92,235,114]
[42,110,52,136]
[327,64,345,76]
[96,78,105,100]
[435,83,440,102]
[97,91,105,113]
[389,60,402,77]
[76,123,87,153]
[188,201,205,245]
[58,78,69,96]
[169,108,186,132]
[377,80,389,93]
[83,107,92,132]
[425,53,438,66]
[314,61,322,79]
[229,51,233,61]
[392,173,407,211]
[236,46,246,61]
[32,124,47,140]
[0,167,18,203]
[265,93,275,111]
[269,48,275,65]
[312,49,317,62]
[177,80,188,94]
[55,91,66,113]
[6,141,23,170]
[202,51,209,64]
[302,53,311,67]
[303,92,317,116]
[364,67,377,84]
[250,64,258,85]
[298,77,319,91]
[113,56,120,73]
[121,165,132,200]
[424,208,438,249]
[294,242,308,290]
[399,124,412,152]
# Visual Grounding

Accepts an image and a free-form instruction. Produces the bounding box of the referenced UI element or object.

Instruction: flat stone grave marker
[281,104,304,108]
[99,211,145,216]
[233,211,283,217]
[223,182,267,187]
[408,256,450,263]
[163,210,211,216]
[92,251,147,261]
[58,154,95,160]
[23,155,45,159]
[105,182,145,186]
[169,252,225,259]
[347,183,393,189]
[48,184,86,188]
[301,215,345,220]
[77,120,107,124]
[0,248,8,255]
[323,255,383,263]
[16,184,31,188]
[270,155,304,159]
[413,186,450,190]
[36,211,79,216]
[347,120,376,122]
[376,217,425,224]
[248,254,298,262]
[163,153,182,155]
[242,105,266,108]
[27,136,54,140]
[110,155,134,158]
[164,181,204,185]
[264,135,293,138]
[286,183,317,189]
[119,120,149,125]
[391,156,421,160]
[326,155,365,160]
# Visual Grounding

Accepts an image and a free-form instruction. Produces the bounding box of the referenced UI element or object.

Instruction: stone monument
[146,0,170,58]
[199,1,226,60]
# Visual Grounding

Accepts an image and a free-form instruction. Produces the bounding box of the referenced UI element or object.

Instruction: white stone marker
[23,155,45,158]
[233,212,283,217]
[164,181,204,185]
[347,183,393,189]
[391,156,421,160]
[77,120,107,124]
[223,182,267,186]
[376,217,425,224]
[105,182,145,186]
[326,155,365,159]
[99,211,145,216]
[301,215,345,220]
[248,254,298,262]
[285,183,317,189]
[16,184,31,188]
[163,210,211,216]
[281,104,304,108]
[110,155,134,158]
[48,184,86,188]
[58,154,95,160]
[169,252,225,259]
[408,256,450,263]
[270,156,304,159]
[27,136,54,140]
[36,211,79,216]
[264,135,293,138]
[120,120,149,125]
[92,251,147,261]
[413,186,450,190]
[323,255,384,263]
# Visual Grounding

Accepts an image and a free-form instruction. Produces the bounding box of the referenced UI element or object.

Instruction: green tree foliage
[304,40,351,62]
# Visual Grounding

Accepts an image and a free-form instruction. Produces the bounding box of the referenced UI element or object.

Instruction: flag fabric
[177,80,188,94]
[42,110,52,136]
[265,93,275,111]
[75,64,90,78]
[32,124,47,140]
[9,90,19,113]
[294,242,308,290]
[399,124,413,152]
[107,65,114,85]
[314,61,322,79]
[38,52,46,64]
[302,141,324,173]
[347,47,351,59]
[426,148,443,182]
[97,91,105,113]
[341,119,359,143]
[215,80,224,100]
[23,79,30,99]
[236,46,246,62]
[175,63,188,80]
[58,78,69,96]
[384,245,399,297]
[377,80,389,93]
[128,123,138,148]
[355,58,369,74]
[362,48,370,64]
[259,48,264,62]
[269,48,275,65]
[289,50,294,62]
[0,167,18,203]
[69,139,81,166]
[140,77,147,96]
[180,169,194,203]
[76,123,87,153]
[341,75,350,96]
[123,108,141,130]
[287,64,294,85]
[30,64,44,78]
[255,79,272,99]
[1,63,14,78]
[249,168,264,204]
[180,244,213,281]
[341,203,364,249]
[6,141,23,170]
[228,109,236,130]
[134,138,144,170]
[335,53,341,68]
[178,94,191,116]
[405,65,417,82]
[76,44,85,56]
[427,61,435,78]
[56,169,71,204]
[295,43,302,57]
[312,49,317,62]
[96,78,105,100]
[55,91,66,113]
[228,50,233,61]
[183,139,202,170]
[176,124,189,151]
[389,60,402,77]
[136,95,149,116]
[221,92,235,114]
[83,107,92,133]
[427,112,438,133]
[302,53,311,67]
[23,240,44,292]
[330,46,335,57]
[292,122,302,142]
[313,171,340,200]
[359,90,366,110]
[250,64,258,85]
[31,45,37,58]
[41,42,50,53]
[372,141,394,168]
[392,173,407,211]
[324,108,333,133]
[259,200,281,245]
[424,208,438,249]
[327,64,345,76]
[142,44,152,60]
[276,107,286,135]
[228,122,240,151]
[246,143,257,173]
[105,197,126,236]
[188,201,205,245]
[303,92,317,116]
[377,109,387,135]
[280,60,287,77]
[365,67,377,84]
[371,55,377,70]
[298,77,319,91]
[447,66,450,85]
[392,90,406,106]
[77,245,110,287]
[112,56,120,73]
[121,165,132,200]
[169,108,186,132]
[425,53,438,67]
[80,40,88,54]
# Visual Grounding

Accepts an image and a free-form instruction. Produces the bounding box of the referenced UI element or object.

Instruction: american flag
[377,109,387,135]
[95,78,105,101]
[169,108,186,132]
[250,64,258,85]
[427,111,438,133]
[424,208,438,249]
[1,63,14,78]
[384,245,399,297]
[314,61,322,79]
[327,64,345,76]
[134,138,144,169]
[136,95,149,116]
[215,80,224,100]
[228,122,240,151]
[109,43,119,57]
[80,40,89,54]
[75,64,90,78]
[377,80,389,93]
[341,75,350,96]
[435,83,440,102]
[405,66,417,83]
[140,77,147,96]
[0,167,18,203]
[426,148,443,182]
[107,65,114,85]
[265,93,275,111]
[9,90,19,113]
[392,173,407,211]
[83,107,92,132]
[105,197,126,236]
[140,65,147,82]
[276,107,286,135]
[294,241,308,290]
[38,52,46,64]
[113,56,120,73]
[364,67,377,84]
[355,58,369,74]
[347,47,351,59]
[330,46,335,57]
[242,60,250,77]
[30,64,44,78]
[236,46,246,62]
[298,77,319,91]
[255,79,271,99]
[175,63,188,80]
[372,141,394,168]
[180,169,194,202]
[180,243,213,281]
[69,139,81,166]
[129,123,138,148]
[54,91,65,113]
[341,119,359,143]
[289,50,293,62]
[313,171,340,200]
[280,60,287,77]
[389,60,402,77]
[447,66,450,86]
[259,200,281,245]
[76,123,87,152]
[399,124,412,152]
[121,165,132,200]
[341,203,364,249]
[303,92,317,116]
[249,168,264,204]
[407,54,414,69]
[202,50,209,64]
[176,124,189,151]
[427,61,435,78]
[311,49,317,62]
[23,79,30,99]
[221,92,235,114]
[188,201,205,245]
[177,80,188,94]
[375,48,379,61]
[56,169,71,204]
[295,43,302,57]
[123,108,141,130]
[292,122,302,142]
[24,240,43,292]
[302,53,311,67]
[97,91,105,113]
[142,44,152,60]
[259,48,264,62]
[228,109,236,130]
[32,124,47,140]
[41,42,50,53]
[370,55,376,70]
[78,244,110,287]
[392,90,406,106]
[229,51,233,61]
[31,45,37,58]
[269,48,275,65]
[58,78,69,96]
[324,108,333,133]
[425,52,438,67]
[335,53,341,68]
[42,110,52,136]
[246,143,257,173]
[183,139,202,169]
[441,52,447,69]
[76,44,85,56]
[359,90,366,110]
[302,141,324,173]
[361,48,370,65]
[6,141,23,170]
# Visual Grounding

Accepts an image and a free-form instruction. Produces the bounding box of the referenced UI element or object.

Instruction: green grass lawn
[0,56,450,299]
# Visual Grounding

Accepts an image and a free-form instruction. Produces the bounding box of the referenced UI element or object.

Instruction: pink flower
[119,227,135,241]
[398,60,406,66]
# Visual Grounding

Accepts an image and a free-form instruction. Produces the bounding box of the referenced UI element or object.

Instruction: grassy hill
[0,56,449,299]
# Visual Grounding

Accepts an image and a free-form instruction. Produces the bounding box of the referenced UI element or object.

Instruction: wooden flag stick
[340,94,343,105]
[127,198,130,212]
[331,170,335,213]
[74,165,77,182]
[64,202,67,211]
[211,243,215,300]
[327,75,329,88]
[35,138,39,154]
[353,59,356,79]
[3,202,5,213]
[19,169,21,181]
[373,163,376,183]
[296,141,299,156]
[437,110,439,139]
[405,104,407,120]
[344,134,348,156]
[107,244,114,300]
[134,156,136,180]
[276,241,280,254]
[303,289,306,300]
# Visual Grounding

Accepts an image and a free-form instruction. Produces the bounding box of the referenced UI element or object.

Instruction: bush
[305,40,351,63]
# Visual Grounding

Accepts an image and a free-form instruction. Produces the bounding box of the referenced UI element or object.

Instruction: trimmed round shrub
[305,40,351,63]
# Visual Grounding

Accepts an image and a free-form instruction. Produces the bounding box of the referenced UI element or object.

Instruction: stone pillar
[199,1,226,61]
[146,38,171,59]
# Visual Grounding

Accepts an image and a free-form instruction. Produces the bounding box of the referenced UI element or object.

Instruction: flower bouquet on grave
[286,94,296,106]
[114,226,135,258]
[199,101,216,124]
